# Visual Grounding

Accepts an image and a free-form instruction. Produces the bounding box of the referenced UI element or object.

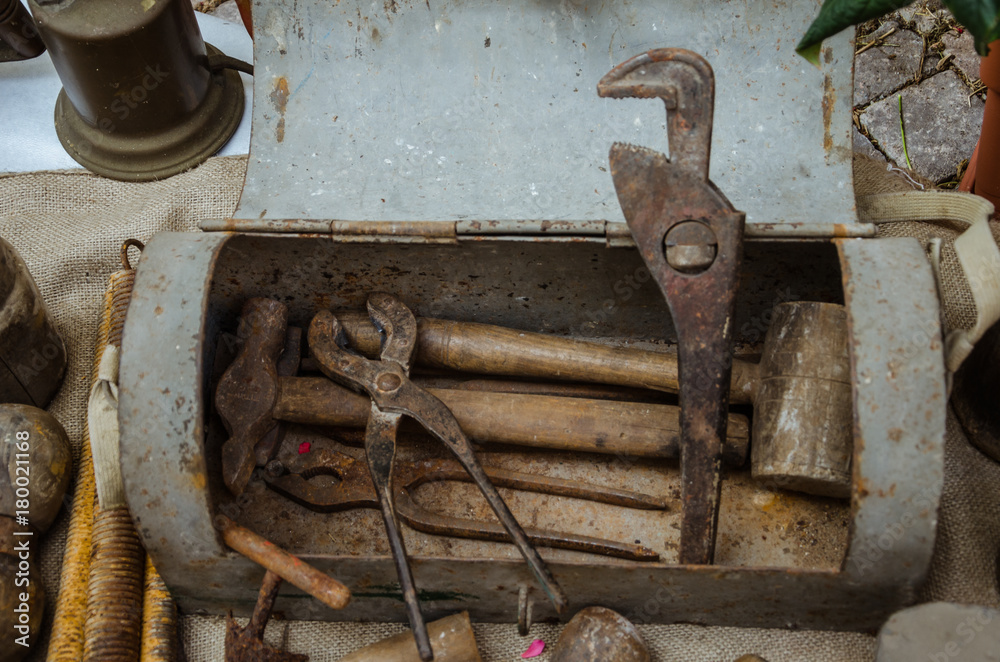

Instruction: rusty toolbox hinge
[199,219,460,244]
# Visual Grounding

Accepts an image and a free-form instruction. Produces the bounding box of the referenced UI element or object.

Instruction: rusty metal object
[217,298,289,496]
[226,570,308,662]
[140,556,178,662]
[83,507,144,662]
[253,326,302,468]
[121,229,945,629]
[549,606,649,662]
[215,514,351,612]
[0,237,67,408]
[266,447,666,561]
[215,302,749,465]
[600,49,744,565]
[335,612,482,662]
[751,302,852,497]
[308,294,567,658]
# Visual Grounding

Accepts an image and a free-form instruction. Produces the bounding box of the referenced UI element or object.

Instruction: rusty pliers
[306,293,567,661]
[265,446,667,561]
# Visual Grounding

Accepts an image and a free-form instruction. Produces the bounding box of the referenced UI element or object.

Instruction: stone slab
[854,29,925,106]
[854,126,887,162]
[942,30,982,81]
[212,0,244,25]
[876,603,1000,661]
[859,70,983,181]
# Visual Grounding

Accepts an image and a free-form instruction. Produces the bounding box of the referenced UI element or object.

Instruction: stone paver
[212,0,244,25]
[854,127,887,163]
[860,70,983,182]
[942,31,981,81]
[853,29,925,106]
[913,9,949,35]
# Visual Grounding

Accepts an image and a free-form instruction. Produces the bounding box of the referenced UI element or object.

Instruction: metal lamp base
[53,45,244,182]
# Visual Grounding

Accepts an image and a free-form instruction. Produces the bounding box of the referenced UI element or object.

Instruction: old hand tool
[218,515,349,661]
[226,570,308,662]
[217,298,289,496]
[335,612,482,662]
[599,49,744,565]
[215,514,351,611]
[308,293,568,661]
[265,447,667,561]
[275,377,750,465]
[215,301,750,467]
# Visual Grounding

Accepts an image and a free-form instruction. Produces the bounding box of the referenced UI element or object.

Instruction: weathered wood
[751,302,852,497]
[336,612,482,662]
[275,377,750,465]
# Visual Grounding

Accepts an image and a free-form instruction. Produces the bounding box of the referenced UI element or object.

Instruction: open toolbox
[116,0,947,633]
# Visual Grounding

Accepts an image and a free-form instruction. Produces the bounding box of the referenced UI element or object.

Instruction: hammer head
[751,302,852,498]
[215,298,289,496]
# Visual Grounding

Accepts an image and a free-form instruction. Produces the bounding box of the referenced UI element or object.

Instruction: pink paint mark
[298,442,311,454]
[521,639,545,658]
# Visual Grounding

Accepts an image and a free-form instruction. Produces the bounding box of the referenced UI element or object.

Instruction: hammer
[215,299,751,495]
[332,301,852,497]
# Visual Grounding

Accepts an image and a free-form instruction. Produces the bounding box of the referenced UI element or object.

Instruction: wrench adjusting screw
[663,220,718,274]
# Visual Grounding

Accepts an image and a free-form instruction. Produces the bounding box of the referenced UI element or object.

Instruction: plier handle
[307,293,567,660]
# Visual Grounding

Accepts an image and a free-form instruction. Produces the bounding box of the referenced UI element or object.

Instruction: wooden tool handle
[336,612,482,662]
[336,312,758,404]
[275,377,750,466]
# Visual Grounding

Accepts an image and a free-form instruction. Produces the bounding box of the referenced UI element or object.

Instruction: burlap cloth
[0,154,996,661]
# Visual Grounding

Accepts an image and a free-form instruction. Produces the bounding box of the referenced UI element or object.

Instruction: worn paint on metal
[119,232,942,629]
[235,0,856,228]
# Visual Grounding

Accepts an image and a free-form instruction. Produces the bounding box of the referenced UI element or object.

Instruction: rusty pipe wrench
[598,49,745,565]
[307,293,568,661]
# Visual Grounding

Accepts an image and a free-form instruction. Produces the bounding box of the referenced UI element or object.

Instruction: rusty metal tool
[265,447,667,561]
[226,570,308,662]
[598,48,745,565]
[214,301,750,468]
[215,514,351,612]
[216,298,289,496]
[308,293,568,660]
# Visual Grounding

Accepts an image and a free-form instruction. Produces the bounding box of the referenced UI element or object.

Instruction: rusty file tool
[599,49,745,565]
[265,446,667,561]
[307,293,568,661]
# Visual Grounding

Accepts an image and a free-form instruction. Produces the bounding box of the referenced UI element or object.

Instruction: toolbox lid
[233,0,859,233]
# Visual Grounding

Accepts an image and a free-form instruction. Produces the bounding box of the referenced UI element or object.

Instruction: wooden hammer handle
[275,377,750,465]
[336,312,758,404]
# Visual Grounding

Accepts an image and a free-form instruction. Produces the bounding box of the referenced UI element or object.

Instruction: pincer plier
[306,293,567,661]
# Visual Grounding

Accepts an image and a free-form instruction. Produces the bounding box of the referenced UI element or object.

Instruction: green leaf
[943,0,1000,55]
[796,0,913,64]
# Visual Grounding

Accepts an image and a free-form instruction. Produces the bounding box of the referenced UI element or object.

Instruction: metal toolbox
[117,0,946,632]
